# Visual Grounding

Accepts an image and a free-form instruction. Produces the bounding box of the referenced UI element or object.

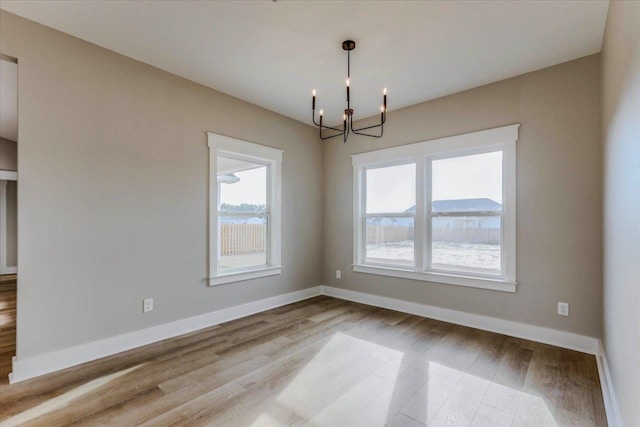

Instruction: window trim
[352,124,518,293]
[362,160,417,268]
[207,132,283,286]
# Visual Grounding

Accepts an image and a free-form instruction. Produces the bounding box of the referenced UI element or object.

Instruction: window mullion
[424,158,432,273]
[354,166,365,266]
[415,157,426,272]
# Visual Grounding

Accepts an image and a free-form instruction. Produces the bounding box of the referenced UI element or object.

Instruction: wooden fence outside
[220,224,266,255]
[367,226,500,245]
[433,227,500,244]
[221,224,500,255]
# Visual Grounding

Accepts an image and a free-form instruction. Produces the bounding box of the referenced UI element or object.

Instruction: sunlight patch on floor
[250,332,403,427]
[400,361,558,426]
[2,363,144,427]
[249,337,560,427]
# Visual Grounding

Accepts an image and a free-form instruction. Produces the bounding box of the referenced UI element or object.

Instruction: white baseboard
[8,284,605,389]
[2,266,17,274]
[595,340,623,427]
[9,285,322,384]
[321,285,600,355]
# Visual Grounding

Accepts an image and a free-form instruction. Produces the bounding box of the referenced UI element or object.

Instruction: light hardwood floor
[0,276,16,379]
[0,296,606,426]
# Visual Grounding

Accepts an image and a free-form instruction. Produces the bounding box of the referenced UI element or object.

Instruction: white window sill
[209,266,283,286]
[352,264,516,293]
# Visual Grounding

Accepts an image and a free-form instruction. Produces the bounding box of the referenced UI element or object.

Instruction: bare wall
[323,54,602,338]
[601,1,640,425]
[0,11,323,359]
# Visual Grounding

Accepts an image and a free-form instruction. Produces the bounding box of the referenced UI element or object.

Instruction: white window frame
[352,124,518,293]
[208,133,283,286]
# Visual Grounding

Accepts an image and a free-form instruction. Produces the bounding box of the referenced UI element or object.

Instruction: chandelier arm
[319,129,346,140]
[351,108,386,132]
[351,127,384,138]
[312,111,344,132]
[351,114,384,137]
[351,117,385,132]
[351,122,383,132]
[320,124,344,132]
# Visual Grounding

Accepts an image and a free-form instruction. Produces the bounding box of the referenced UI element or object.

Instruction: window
[208,133,282,286]
[365,163,416,267]
[353,124,518,292]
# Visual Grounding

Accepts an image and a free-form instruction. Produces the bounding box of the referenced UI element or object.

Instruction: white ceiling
[1,1,609,126]
[0,59,18,142]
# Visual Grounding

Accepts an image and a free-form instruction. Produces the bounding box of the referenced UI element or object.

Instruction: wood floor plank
[0,296,607,427]
[0,280,16,381]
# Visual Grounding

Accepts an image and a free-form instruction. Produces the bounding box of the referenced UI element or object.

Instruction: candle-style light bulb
[312,89,316,110]
[383,88,387,95]
[319,109,323,116]
[381,106,385,112]
[346,78,350,87]
[312,89,316,96]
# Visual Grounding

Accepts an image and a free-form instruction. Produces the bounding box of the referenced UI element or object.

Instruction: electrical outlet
[557,302,569,316]
[336,270,341,279]
[143,298,154,313]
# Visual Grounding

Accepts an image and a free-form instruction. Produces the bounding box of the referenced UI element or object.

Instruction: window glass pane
[366,163,415,214]
[218,215,267,270]
[431,216,501,275]
[365,217,414,266]
[432,151,502,212]
[218,156,267,213]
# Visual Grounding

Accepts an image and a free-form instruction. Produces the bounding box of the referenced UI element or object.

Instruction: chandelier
[311,40,387,143]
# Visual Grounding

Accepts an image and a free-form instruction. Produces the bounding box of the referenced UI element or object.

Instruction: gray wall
[323,54,602,338]
[601,1,640,425]
[0,11,323,359]
[0,137,17,171]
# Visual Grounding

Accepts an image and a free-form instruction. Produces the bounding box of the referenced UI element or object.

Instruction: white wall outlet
[143,298,154,313]
[336,270,341,279]
[557,302,569,316]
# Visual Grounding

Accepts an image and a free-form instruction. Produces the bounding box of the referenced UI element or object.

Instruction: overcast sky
[366,151,502,214]
[219,151,503,212]
[219,166,266,206]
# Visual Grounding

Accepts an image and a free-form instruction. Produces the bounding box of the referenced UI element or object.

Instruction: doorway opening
[0,53,18,381]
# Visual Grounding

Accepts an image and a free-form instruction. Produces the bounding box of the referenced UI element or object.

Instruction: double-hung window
[208,133,282,286]
[353,124,518,292]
